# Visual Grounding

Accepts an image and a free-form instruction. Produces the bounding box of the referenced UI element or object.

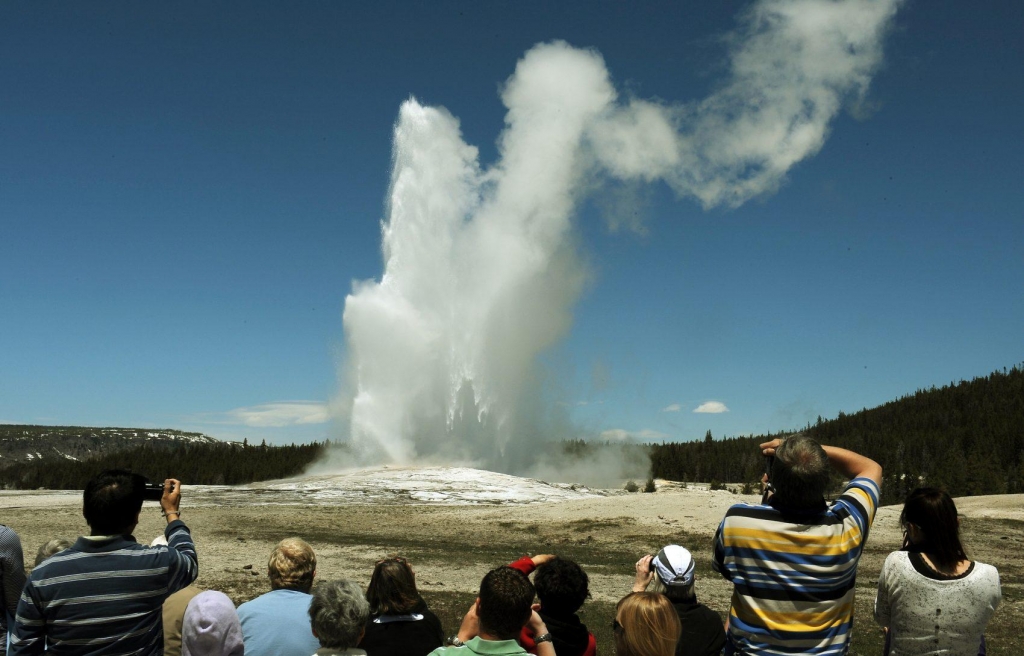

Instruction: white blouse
[874,550,1000,656]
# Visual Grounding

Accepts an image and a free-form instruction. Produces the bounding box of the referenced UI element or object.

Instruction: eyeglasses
[376,555,409,566]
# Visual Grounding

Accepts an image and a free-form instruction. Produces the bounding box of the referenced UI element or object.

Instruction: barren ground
[2,471,1021,655]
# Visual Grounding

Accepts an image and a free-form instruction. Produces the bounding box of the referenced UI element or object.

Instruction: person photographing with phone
[712,435,882,655]
[10,470,198,655]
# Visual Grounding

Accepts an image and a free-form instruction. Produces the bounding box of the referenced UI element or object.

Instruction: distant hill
[650,364,1024,504]
[0,425,219,468]
[0,425,328,489]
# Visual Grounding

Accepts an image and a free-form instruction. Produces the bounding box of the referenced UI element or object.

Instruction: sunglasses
[612,619,624,634]
[376,555,409,566]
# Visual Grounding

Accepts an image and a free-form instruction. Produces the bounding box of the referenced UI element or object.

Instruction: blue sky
[2,1,1022,446]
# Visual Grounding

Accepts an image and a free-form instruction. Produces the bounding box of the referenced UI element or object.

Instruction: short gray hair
[309,579,370,649]
[772,434,831,510]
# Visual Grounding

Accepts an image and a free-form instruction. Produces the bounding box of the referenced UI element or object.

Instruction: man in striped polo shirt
[10,470,198,655]
[713,435,882,656]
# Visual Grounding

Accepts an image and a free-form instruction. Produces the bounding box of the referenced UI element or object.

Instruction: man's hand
[160,478,182,523]
[527,605,549,635]
[456,601,481,643]
[528,605,555,655]
[759,438,782,456]
[633,554,655,592]
[531,554,556,567]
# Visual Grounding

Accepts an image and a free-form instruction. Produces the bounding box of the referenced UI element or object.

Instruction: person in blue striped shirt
[10,470,198,656]
[712,435,882,656]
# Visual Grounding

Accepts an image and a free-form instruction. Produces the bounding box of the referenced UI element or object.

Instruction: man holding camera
[10,469,198,655]
[712,435,882,656]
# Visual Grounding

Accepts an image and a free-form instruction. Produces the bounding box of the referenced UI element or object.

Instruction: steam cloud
[339,0,901,475]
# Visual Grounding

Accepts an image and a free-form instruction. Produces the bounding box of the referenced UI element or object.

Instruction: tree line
[649,364,1024,504]
[0,440,328,490]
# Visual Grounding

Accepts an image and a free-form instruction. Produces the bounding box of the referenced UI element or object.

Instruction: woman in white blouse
[874,487,1001,655]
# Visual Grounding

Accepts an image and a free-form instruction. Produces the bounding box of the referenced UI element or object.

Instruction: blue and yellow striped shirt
[713,478,880,655]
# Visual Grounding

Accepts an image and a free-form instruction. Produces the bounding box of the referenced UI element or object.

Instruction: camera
[761,455,775,505]
[142,481,171,501]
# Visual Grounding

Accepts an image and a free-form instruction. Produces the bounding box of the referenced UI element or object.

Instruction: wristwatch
[446,635,465,647]
[534,633,553,644]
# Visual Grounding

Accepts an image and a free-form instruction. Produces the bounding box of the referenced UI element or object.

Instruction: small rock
[242,564,253,570]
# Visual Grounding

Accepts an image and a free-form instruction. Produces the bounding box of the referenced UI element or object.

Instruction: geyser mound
[186,466,612,507]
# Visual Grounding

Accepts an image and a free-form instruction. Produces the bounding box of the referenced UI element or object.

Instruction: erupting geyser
[340,0,901,472]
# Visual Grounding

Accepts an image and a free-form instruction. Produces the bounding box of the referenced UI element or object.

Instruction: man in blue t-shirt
[238,538,320,656]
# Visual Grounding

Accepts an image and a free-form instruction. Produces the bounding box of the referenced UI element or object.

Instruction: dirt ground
[2,483,1022,655]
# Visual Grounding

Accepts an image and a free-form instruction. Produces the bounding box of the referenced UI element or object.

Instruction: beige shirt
[163,585,202,656]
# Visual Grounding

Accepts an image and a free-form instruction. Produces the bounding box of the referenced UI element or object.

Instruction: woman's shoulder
[968,560,1000,581]
[881,550,912,569]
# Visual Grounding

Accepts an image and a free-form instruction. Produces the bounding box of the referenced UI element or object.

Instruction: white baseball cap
[652,545,695,587]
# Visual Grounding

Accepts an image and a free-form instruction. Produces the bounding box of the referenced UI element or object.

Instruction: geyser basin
[185,466,614,507]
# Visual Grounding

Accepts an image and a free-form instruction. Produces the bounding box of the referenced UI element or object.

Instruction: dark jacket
[359,600,444,656]
[673,599,726,656]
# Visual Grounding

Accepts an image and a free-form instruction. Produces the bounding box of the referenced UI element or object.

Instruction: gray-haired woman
[308,579,371,656]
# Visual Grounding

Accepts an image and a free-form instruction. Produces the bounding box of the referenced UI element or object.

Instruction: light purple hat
[182,591,245,656]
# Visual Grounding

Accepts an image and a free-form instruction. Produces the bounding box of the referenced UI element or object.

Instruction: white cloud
[589,0,902,209]
[661,403,681,413]
[224,401,330,428]
[693,401,729,414]
[600,428,670,442]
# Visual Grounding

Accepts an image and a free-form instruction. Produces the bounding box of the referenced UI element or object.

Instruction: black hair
[771,435,831,511]
[901,487,968,571]
[533,557,590,615]
[83,469,147,535]
[477,566,534,640]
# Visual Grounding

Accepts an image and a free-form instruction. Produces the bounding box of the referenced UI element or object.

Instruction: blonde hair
[615,592,681,656]
[268,538,316,592]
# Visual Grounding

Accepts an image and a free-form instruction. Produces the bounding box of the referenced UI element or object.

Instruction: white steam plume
[340,0,900,474]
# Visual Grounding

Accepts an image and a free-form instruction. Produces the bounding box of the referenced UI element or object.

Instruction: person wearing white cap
[633,545,725,656]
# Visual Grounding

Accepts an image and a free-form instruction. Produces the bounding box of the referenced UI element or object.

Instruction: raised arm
[527,608,556,656]
[161,479,198,593]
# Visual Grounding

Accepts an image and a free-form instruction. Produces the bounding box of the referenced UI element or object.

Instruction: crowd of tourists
[0,436,1002,655]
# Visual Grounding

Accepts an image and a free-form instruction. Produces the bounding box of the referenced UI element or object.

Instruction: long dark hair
[901,487,968,571]
[366,556,421,615]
